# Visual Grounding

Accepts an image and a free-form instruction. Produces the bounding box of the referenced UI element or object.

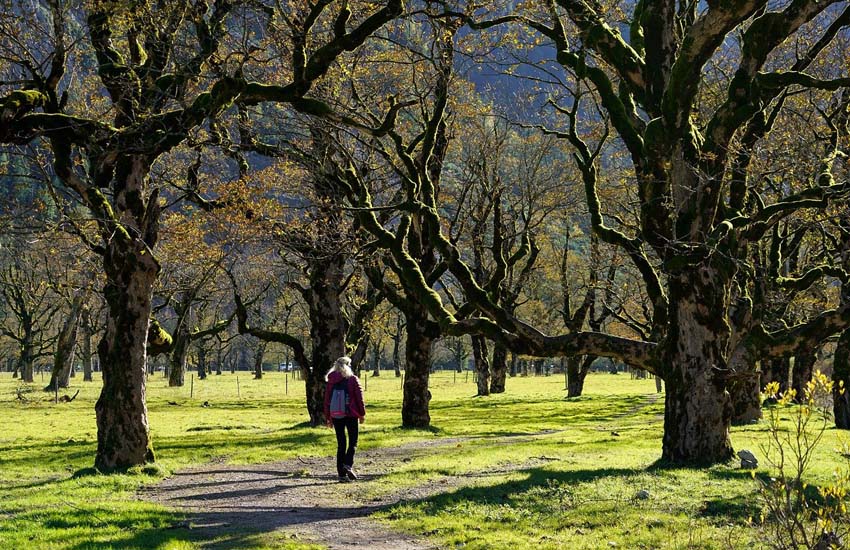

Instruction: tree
[0,0,403,469]
[0,234,62,382]
[421,0,850,464]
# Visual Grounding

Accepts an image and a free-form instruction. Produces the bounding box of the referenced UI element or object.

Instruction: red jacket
[324,372,366,419]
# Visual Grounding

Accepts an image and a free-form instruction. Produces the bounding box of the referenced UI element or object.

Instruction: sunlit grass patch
[2,369,847,549]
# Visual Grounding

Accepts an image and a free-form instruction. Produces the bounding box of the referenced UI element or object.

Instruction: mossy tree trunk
[402,303,433,428]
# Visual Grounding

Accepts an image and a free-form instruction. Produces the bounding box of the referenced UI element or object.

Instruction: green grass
[0,369,847,549]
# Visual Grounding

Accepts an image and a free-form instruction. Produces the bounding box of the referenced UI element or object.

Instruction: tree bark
[81,309,93,382]
[762,357,791,392]
[566,355,593,398]
[197,342,208,380]
[727,342,762,425]
[168,327,189,387]
[729,373,762,425]
[661,269,734,464]
[94,244,158,471]
[402,304,432,428]
[18,330,35,383]
[371,340,381,376]
[791,352,816,403]
[304,255,347,426]
[834,328,850,429]
[490,343,508,393]
[253,340,266,379]
[46,294,85,391]
[472,335,490,396]
[392,321,402,377]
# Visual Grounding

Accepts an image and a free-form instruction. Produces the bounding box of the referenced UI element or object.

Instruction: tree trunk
[81,309,93,382]
[728,373,762,425]
[371,341,381,377]
[253,340,266,379]
[47,295,85,391]
[304,255,347,426]
[509,352,517,377]
[566,355,592,398]
[197,343,207,380]
[833,328,850,429]
[392,323,402,377]
[762,357,791,393]
[661,269,734,464]
[18,332,35,383]
[168,328,189,387]
[490,344,508,393]
[402,304,432,428]
[215,343,223,375]
[472,335,490,396]
[791,352,816,403]
[728,343,762,425]
[94,245,158,471]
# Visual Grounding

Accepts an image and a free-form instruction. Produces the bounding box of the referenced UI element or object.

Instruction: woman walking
[324,356,366,482]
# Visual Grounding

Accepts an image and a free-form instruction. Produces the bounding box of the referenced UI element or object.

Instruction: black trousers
[332,416,359,477]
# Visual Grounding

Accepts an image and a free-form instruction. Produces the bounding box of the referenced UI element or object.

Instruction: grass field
[0,368,846,549]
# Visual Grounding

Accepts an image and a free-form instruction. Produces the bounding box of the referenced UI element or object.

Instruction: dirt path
[141,393,663,549]
[142,435,553,550]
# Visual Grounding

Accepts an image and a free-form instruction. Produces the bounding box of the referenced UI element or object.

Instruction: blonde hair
[325,356,354,381]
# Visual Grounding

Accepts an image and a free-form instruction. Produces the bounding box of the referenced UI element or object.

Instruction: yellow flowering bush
[755,371,848,549]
